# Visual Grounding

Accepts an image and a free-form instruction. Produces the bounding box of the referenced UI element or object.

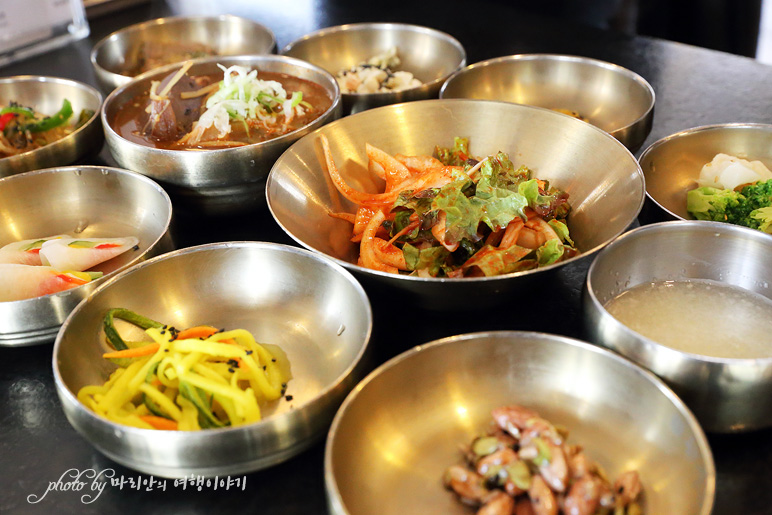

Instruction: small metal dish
[283,23,466,115]
[102,54,341,215]
[638,123,772,223]
[440,54,655,152]
[54,242,373,478]
[0,166,173,346]
[584,221,772,432]
[91,15,277,92]
[326,331,714,514]
[267,99,644,310]
[0,76,103,178]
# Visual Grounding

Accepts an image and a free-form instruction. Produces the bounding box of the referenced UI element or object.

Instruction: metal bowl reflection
[91,15,277,92]
[584,220,772,433]
[282,23,466,115]
[440,54,655,152]
[54,242,372,478]
[325,331,714,514]
[0,76,102,178]
[267,99,644,310]
[0,166,173,346]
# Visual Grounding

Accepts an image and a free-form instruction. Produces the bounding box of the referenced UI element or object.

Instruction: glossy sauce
[113,70,332,150]
[604,279,772,359]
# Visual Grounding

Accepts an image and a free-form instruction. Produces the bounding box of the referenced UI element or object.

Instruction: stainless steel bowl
[267,99,645,310]
[584,221,772,432]
[91,15,277,92]
[440,55,655,152]
[639,123,772,222]
[0,76,103,178]
[326,331,714,515]
[0,166,173,346]
[54,242,372,478]
[282,23,466,115]
[103,54,341,215]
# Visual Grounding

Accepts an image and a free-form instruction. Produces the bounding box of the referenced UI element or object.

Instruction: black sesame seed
[271,358,276,363]
[228,368,235,373]
[245,350,253,355]
[285,395,293,401]
[262,366,266,371]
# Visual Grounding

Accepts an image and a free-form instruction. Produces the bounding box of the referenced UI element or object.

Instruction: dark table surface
[2,1,772,513]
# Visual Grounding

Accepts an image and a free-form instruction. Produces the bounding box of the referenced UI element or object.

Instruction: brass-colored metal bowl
[91,15,277,92]
[267,99,645,309]
[326,331,715,514]
[54,242,372,478]
[0,166,173,346]
[0,76,103,178]
[584,220,772,433]
[282,23,466,115]
[638,123,772,222]
[102,54,341,215]
[440,54,655,152]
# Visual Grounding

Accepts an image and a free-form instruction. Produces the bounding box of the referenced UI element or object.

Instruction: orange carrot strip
[139,415,178,431]
[102,343,160,359]
[175,325,219,340]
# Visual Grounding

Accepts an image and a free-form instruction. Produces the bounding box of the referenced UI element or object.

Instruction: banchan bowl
[584,220,772,433]
[54,242,373,478]
[102,54,341,215]
[638,123,772,223]
[0,76,103,178]
[282,23,466,115]
[326,331,714,515]
[440,54,655,152]
[0,166,173,346]
[91,15,277,92]
[267,99,645,310]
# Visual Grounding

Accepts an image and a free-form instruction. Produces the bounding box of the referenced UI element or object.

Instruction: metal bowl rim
[52,240,374,443]
[0,165,172,309]
[439,53,655,137]
[323,329,716,515]
[266,98,645,284]
[281,22,467,96]
[639,122,772,220]
[586,219,772,364]
[0,75,103,165]
[102,54,341,156]
[90,14,278,83]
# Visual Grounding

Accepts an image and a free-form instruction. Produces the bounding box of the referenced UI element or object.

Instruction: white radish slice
[0,235,68,266]
[0,264,101,302]
[39,237,139,272]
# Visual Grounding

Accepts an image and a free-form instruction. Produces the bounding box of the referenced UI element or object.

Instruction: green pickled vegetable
[24,99,73,133]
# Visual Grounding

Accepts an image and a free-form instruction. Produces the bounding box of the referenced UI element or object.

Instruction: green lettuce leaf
[432,180,482,244]
[547,219,574,246]
[536,239,564,266]
[402,243,450,276]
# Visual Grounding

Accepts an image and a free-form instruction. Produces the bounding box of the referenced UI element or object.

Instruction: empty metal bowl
[91,15,277,92]
[638,123,772,222]
[326,331,714,514]
[0,76,103,178]
[0,166,173,346]
[102,54,341,215]
[584,221,772,433]
[440,55,655,152]
[54,242,372,478]
[267,99,645,310]
[282,23,466,115]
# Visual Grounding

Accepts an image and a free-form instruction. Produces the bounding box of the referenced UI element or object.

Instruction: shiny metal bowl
[54,242,372,478]
[0,76,103,178]
[638,123,772,222]
[267,99,644,310]
[440,55,655,152]
[326,331,714,514]
[103,54,341,215]
[91,15,277,92]
[0,166,173,346]
[282,23,466,115]
[584,221,772,433]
